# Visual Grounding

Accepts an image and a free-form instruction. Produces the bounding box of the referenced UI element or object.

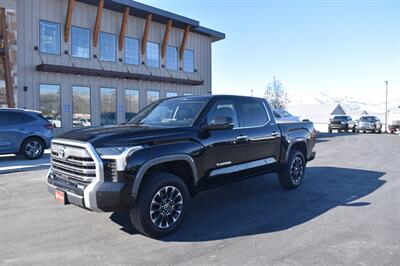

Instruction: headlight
[96,147,130,156]
[96,146,143,171]
[341,121,346,124]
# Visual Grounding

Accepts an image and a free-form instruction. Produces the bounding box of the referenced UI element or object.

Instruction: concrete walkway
[0,150,50,174]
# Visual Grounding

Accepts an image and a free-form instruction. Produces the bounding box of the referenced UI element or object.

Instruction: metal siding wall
[17,0,214,133]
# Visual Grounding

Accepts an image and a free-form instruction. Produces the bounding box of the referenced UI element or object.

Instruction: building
[1,0,224,133]
[287,104,349,132]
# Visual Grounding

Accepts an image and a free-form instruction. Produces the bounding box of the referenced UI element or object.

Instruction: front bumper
[357,125,380,131]
[308,150,316,162]
[329,124,348,129]
[47,170,134,212]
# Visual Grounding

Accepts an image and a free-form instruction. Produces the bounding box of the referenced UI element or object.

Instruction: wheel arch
[131,154,198,199]
[284,139,308,164]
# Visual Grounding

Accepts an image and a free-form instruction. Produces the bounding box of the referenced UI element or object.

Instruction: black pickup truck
[47,95,316,237]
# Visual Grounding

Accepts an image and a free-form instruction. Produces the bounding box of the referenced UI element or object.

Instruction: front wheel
[278,149,306,189]
[130,172,190,238]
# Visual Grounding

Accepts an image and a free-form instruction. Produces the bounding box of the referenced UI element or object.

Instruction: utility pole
[384,81,388,133]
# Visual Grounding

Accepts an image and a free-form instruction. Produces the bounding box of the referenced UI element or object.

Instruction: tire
[278,149,306,189]
[328,128,332,133]
[130,172,190,238]
[20,137,45,160]
[377,130,382,134]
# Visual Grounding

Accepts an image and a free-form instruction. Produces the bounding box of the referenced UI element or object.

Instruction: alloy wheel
[25,140,43,158]
[150,186,184,229]
[290,156,304,185]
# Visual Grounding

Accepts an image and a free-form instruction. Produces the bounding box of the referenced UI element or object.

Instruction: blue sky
[137,0,399,97]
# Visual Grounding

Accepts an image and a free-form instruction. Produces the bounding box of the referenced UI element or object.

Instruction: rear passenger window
[8,112,35,125]
[0,112,10,126]
[238,99,269,127]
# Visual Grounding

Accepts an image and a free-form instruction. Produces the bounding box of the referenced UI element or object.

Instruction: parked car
[0,108,54,159]
[47,95,316,238]
[272,109,300,123]
[356,116,382,133]
[328,115,356,133]
[388,107,400,134]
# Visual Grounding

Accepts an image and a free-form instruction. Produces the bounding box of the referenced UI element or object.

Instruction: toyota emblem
[58,146,66,159]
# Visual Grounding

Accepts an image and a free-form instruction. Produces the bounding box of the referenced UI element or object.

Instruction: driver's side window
[207,100,239,127]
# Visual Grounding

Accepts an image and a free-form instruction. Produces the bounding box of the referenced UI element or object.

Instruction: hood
[58,124,195,148]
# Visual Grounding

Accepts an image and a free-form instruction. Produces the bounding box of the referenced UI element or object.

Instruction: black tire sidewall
[279,150,306,189]
[130,172,190,238]
[21,137,44,160]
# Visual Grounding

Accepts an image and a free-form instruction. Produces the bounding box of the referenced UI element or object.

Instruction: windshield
[360,116,376,122]
[128,98,207,127]
[281,110,293,117]
[333,116,348,121]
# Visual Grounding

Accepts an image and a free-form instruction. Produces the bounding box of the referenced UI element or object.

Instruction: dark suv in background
[0,109,54,159]
[328,115,356,133]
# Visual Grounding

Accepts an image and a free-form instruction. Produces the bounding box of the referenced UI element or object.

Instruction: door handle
[236,135,248,140]
[271,132,280,137]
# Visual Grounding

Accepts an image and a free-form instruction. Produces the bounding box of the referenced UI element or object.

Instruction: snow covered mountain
[287,90,400,115]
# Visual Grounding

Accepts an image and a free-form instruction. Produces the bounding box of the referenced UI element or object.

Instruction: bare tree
[264,77,289,109]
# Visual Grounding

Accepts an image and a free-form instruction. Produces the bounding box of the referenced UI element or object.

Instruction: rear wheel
[130,172,190,238]
[278,149,306,189]
[20,137,44,160]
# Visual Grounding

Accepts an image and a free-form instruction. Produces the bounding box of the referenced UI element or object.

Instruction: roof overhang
[76,0,225,42]
[36,64,204,86]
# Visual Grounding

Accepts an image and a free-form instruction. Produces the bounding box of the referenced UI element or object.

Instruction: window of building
[183,49,194,72]
[125,89,139,122]
[39,84,61,127]
[100,88,117,125]
[166,92,178,98]
[124,37,139,65]
[166,46,178,70]
[146,90,160,105]
[99,32,116,62]
[71,26,90,59]
[72,86,91,127]
[39,20,61,55]
[146,42,160,68]
[237,98,269,127]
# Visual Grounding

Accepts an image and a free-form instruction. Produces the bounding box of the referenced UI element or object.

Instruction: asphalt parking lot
[1,133,399,265]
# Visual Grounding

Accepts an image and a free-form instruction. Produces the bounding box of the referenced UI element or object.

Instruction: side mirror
[203,115,234,131]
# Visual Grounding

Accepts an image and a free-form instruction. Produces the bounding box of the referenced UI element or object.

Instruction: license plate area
[55,189,67,205]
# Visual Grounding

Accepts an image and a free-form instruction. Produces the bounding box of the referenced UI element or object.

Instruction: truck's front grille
[51,143,97,184]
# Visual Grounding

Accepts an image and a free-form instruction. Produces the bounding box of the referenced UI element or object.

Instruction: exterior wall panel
[17,0,216,134]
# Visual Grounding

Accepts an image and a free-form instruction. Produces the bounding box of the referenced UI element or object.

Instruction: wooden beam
[93,0,104,48]
[179,25,190,61]
[141,14,152,55]
[36,64,204,86]
[0,8,15,108]
[161,20,172,59]
[64,0,75,42]
[118,7,130,51]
